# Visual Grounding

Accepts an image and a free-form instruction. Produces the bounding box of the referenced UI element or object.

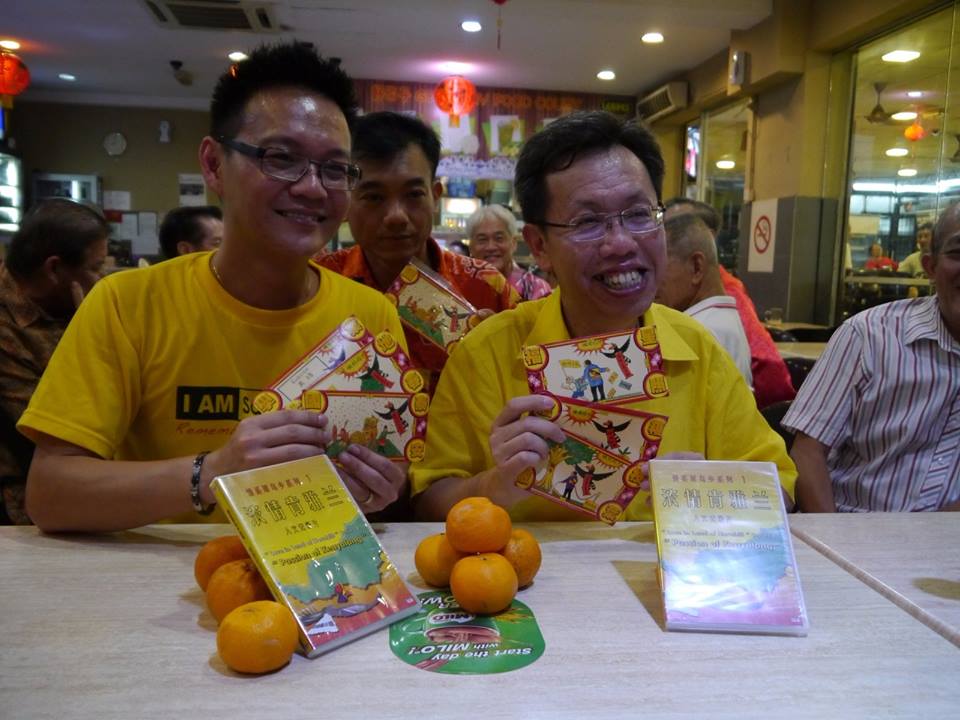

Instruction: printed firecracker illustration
[385,260,480,352]
[522,326,669,405]
[515,397,668,525]
[211,455,422,657]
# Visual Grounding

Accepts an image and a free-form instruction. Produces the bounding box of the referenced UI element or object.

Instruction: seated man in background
[898,221,933,277]
[317,112,518,388]
[467,204,551,301]
[655,213,752,385]
[412,111,796,521]
[158,205,223,259]
[783,202,960,512]
[864,242,898,271]
[663,197,794,408]
[0,199,109,524]
[19,42,408,533]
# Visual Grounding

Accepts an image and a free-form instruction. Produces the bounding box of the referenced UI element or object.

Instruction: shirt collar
[905,295,960,355]
[0,264,49,328]
[523,289,699,362]
[341,238,443,288]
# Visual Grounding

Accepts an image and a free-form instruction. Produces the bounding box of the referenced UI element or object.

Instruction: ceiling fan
[864,82,891,124]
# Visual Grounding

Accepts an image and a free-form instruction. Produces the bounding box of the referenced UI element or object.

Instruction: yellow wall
[12,102,212,213]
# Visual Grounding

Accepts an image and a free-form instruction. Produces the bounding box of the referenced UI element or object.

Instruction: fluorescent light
[443,61,471,74]
[897,168,918,177]
[228,51,248,62]
[597,69,616,81]
[907,90,923,98]
[715,159,736,169]
[58,73,76,82]
[891,111,917,121]
[461,20,482,33]
[885,147,909,157]
[881,50,920,63]
[642,32,664,44]
[0,40,20,50]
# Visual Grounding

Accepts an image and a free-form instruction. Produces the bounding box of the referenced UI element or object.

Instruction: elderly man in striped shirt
[783,202,960,512]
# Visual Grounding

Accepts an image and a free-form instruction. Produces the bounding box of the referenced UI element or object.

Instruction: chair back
[783,357,816,391]
[760,400,795,451]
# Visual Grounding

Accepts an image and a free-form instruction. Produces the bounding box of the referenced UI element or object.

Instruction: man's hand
[201,410,331,503]
[638,451,705,494]
[488,394,566,484]
[336,445,408,513]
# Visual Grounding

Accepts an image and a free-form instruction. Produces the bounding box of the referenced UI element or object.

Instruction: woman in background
[466,205,551,301]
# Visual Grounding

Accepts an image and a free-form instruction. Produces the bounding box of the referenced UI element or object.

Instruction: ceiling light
[897,168,918,177]
[642,32,664,44]
[0,40,20,50]
[881,50,920,63]
[443,61,471,74]
[58,73,76,82]
[597,69,616,81]
[891,111,917,121]
[228,51,248,62]
[907,90,922,98]
[885,147,909,157]
[461,20,482,33]
[715,159,736,170]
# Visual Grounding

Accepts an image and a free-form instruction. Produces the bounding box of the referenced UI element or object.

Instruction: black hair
[209,41,358,139]
[158,206,223,259]
[664,197,720,234]
[514,111,664,225]
[351,111,441,178]
[6,199,109,278]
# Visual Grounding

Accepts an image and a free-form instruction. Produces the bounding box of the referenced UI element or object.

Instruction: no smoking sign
[753,215,772,254]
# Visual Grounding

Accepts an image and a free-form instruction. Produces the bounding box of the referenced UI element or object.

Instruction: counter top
[1,522,957,719]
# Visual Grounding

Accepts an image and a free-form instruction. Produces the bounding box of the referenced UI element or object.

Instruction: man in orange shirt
[317,112,518,388]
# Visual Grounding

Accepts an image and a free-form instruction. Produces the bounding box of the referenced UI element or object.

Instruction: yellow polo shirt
[410,289,796,521]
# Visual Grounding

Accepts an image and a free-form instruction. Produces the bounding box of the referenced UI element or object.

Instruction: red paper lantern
[0,51,30,108]
[903,120,926,142]
[434,75,478,128]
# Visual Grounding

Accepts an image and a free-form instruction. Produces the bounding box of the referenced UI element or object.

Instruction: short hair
[159,206,223,259]
[6,199,109,277]
[663,214,717,265]
[351,111,441,178]
[514,111,664,225]
[664,197,720,234]
[209,42,358,140]
[465,204,518,240]
[932,201,960,256]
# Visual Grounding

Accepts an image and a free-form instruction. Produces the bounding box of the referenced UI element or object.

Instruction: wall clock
[103,131,128,157]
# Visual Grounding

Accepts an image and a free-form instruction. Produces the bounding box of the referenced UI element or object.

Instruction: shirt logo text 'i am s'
[176,386,263,421]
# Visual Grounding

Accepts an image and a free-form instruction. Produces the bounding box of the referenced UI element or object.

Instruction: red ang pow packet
[515,396,668,525]
[385,258,480,354]
[522,326,668,405]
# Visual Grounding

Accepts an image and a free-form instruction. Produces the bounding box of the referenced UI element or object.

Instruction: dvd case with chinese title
[211,455,421,657]
[649,459,808,636]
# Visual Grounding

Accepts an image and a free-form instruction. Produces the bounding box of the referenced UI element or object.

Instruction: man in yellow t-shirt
[411,112,796,521]
[19,43,408,531]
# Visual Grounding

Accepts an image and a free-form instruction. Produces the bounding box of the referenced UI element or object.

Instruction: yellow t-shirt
[410,290,797,521]
[19,252,406,522]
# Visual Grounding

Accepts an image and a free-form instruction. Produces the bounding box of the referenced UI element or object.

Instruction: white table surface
[790,512,960,649]
[1,522,957,719]
[774,342,827,360]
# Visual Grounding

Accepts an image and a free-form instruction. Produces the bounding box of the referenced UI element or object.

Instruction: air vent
[636,82,688,123]
[143,0,278,32]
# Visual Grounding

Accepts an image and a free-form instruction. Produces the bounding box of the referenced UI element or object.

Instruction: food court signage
[354,79,634,179]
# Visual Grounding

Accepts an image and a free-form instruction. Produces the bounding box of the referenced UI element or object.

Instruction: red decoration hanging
[491,0,509,50]
[434,75,478,128]
[0,51,30,108]
[903,120,926,142]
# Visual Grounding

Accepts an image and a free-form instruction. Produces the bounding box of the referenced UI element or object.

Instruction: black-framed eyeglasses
[217,137,361,190]
[540,205,665,243]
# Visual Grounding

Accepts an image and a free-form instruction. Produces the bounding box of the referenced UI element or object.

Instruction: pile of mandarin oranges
[194,535,298,675]
[415,497,542,614]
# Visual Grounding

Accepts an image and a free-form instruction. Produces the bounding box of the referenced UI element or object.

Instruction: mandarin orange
[206,558,272,623]
[217,600,299,674]
[445,496,512,553]
[500,528,542,588]
[414,532,466,587]
[449,552,518,615]
[194,535,249,591]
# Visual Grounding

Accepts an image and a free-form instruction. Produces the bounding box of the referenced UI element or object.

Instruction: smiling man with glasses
[412,111,796,521]
[19,42,409,532]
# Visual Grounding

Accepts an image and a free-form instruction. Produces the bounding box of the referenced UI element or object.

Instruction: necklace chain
[210,256,225,287]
